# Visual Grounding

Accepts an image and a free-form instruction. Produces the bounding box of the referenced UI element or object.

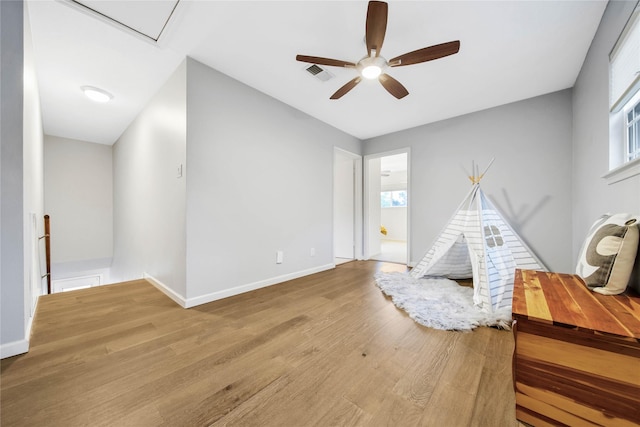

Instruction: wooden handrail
[44,215,51,294]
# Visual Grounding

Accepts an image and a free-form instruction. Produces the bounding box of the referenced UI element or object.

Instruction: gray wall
[111,60,187,299]
[1,0,26,355]
[44,136,113,277]
[364,90,574,273]
[1,1,45,358]
[185,58,361,305]
[572,0,640,258]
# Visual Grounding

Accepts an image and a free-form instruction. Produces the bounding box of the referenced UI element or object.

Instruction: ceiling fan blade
[366,1,388,57]
[296,55,356,68]
[330,77,362,100]
[389,41,460,67]
[378,74,409,99]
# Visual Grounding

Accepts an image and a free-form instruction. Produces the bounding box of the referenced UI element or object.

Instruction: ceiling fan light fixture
[362,65,382,79]
[358,55,387,79]
[295,1,460,99]
[81,85,113,103]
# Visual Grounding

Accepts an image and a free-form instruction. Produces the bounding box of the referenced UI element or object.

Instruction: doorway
[364,150,409,264]
[333,148,362,265]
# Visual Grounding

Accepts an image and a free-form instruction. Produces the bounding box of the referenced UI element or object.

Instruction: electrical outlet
[310,247,315,257]
[276,251,284,264]
[177,164,183,178]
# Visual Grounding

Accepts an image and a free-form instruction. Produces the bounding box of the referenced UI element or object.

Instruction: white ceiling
[26,0,608,146]
[381,152,407,173]
[73,0,180,41]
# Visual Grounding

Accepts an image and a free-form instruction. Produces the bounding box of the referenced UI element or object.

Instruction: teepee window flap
[484,225,504,248]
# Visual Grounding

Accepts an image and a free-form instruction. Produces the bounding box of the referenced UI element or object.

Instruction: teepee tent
[410,166,547,312]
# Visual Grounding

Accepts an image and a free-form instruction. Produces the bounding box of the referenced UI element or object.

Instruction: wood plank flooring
[1,261,519,426]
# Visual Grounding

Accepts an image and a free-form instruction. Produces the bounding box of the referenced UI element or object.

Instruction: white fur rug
[375,272,512,331]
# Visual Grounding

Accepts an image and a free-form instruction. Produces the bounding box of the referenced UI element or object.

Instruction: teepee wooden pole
[478,158,495,182]
[467,158,496,184]
[465,162,474,183]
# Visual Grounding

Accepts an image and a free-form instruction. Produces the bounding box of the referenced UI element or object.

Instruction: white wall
[1,1,45,358]
[364,90,574,272]
[23,4,45,322]
[185,58,361,305]
[111,60,187,301]
[572,1,640,259]
[381,168,408,241]
[381,207,407,241]
[44,135,112,280]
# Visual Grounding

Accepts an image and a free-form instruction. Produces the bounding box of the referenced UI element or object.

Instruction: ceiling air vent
[305,64,333,82]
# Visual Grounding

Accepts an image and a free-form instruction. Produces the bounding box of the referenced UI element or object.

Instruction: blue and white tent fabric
[410,182,547,312]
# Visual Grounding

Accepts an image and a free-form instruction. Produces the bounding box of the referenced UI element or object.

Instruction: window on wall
[625,96,640,162]
[607,3,640,183]
[381,190,407,208]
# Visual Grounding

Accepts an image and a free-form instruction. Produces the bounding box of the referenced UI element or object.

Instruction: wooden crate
[512,269,640,426]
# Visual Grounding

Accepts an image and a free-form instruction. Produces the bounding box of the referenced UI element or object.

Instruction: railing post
[44,215,51,294]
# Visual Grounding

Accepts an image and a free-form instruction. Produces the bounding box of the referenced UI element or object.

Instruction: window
[381,190,407,208]
[484,225,504,248]
[625,97,640,162]
[607,3,640,183]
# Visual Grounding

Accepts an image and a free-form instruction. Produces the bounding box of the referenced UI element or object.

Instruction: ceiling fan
[296,1,460,100]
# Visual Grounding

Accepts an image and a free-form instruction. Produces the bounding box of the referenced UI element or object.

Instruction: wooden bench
[511,269,640,426]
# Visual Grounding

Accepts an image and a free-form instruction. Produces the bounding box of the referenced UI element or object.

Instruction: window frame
[606,3,640,184]
[380,190,408,208]
[624,96,640,162]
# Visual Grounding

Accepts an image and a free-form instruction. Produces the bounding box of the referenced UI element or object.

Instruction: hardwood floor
[1,261,518,426]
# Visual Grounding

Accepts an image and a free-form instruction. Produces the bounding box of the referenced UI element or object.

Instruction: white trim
[363,148,411,265]
[25,293,37,340]
[333,147,364,261]
[0,339,29,359]
[1,294,40,359]
[184,264,334,308]
[602,157,640,184]
[52,273,103,293]
[0,293,36,359]
[143,273,187,308]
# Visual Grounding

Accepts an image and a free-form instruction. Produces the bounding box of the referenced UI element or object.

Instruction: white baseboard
[0,293,40,359]
[0,338,29,359]
[184,263,335,308]
[143,273,187,308]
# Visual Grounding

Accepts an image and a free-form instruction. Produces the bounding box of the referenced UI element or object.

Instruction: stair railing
[39,215,51,294]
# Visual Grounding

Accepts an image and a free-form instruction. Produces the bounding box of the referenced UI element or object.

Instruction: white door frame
[363,148,411,264]
[333,147,363,261]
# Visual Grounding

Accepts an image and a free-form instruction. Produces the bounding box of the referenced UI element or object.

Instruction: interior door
[334,150,356,259]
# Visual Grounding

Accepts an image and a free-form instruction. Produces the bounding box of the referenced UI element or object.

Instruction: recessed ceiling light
[81,86,113,103]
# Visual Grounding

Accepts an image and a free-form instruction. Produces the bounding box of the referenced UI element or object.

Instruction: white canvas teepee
[410,168,547,312]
